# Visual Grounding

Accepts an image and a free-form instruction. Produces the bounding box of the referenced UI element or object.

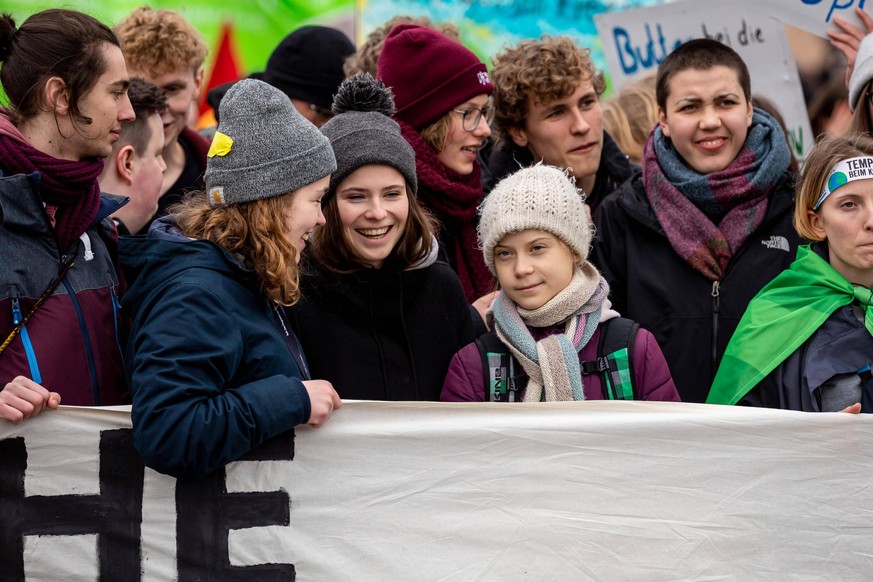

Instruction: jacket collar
[1,169,129,231]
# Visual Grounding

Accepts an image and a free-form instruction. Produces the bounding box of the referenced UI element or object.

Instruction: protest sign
[746,0,872,37]
[596,0,813,161]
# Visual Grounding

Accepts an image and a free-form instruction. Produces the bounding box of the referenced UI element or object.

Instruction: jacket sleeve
[441,342,486,402]
[592,194,629,314]
[633,327,681,402]
[127,282,311,478]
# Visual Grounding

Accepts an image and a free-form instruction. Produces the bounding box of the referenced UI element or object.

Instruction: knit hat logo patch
[207,132,233,158]
[477,71,490,86]
[208,186,226,206]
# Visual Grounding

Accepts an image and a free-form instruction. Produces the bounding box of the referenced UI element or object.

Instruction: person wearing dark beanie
[263,25,355,127]
[377,24,495,306]
[288,74,475,402]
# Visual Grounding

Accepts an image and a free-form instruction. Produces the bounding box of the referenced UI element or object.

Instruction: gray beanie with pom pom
[319,73,417,198]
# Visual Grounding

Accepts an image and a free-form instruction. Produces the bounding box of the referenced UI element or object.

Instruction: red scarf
[398,120,494,301]
[0,113,103,253]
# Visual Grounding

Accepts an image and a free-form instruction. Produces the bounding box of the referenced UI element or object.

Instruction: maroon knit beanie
[377,24,493,130]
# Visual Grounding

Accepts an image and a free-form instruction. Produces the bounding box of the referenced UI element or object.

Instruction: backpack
[474,317,639,402]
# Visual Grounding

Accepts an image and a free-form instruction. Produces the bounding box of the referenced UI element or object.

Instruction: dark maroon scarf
[0,119,103,253]
[398,120,494,302]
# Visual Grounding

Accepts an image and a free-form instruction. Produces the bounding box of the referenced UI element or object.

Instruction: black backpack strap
[580,317,639,400]
[474,332,526,402]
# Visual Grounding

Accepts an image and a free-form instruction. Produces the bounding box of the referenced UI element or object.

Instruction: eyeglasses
[453,105,492,132]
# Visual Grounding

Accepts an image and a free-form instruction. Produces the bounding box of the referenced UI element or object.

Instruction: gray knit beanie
[205,78,337,206]
[478,164,591,274]
[319,74,417,198]
[850,34,873,112]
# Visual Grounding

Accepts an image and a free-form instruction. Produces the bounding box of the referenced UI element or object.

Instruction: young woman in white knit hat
[441,164,679,402]
[121,79,342,478]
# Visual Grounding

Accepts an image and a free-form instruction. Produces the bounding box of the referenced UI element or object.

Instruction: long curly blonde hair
[174,192,301,306]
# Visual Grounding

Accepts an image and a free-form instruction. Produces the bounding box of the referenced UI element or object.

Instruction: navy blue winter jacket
[120,218,312,478]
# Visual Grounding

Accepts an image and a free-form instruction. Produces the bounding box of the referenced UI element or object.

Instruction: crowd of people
[0,6,872,477]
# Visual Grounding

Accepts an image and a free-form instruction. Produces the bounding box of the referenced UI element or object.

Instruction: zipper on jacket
[109,285,124,360]
[11,298,42,383]
[62,278,101,405]
[711,280,720,371]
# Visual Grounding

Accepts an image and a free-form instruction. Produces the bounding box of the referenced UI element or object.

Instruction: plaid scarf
[398,119,494,301]
[492,264,608,402]
[643,108,790,281]
[0,111,103,253]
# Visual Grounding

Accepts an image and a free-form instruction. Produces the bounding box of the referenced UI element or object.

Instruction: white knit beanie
[478,164,591,274]
[850,34,873,112]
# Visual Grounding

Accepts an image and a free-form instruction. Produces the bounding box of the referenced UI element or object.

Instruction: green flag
[708,245,873,406]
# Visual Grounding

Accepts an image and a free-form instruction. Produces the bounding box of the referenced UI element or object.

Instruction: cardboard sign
[747,0,873,37]
[595,0,814,161]
[3,401,873,580]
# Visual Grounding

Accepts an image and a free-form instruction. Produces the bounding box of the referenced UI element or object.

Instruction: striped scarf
[492,264,608,402]
[643,108,790,281]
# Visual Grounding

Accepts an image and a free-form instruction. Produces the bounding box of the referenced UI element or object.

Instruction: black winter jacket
[288,259,476,401]
[592,171,799,403]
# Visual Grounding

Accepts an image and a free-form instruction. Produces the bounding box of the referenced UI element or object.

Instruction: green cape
[707,245,873,405]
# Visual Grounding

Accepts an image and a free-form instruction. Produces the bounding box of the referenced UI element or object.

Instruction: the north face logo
[477,71,490,85]
[761,236,790,252]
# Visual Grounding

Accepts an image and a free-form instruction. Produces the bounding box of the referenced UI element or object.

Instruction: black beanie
[262,25,355,110]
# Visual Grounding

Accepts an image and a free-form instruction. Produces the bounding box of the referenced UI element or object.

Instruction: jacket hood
[120,215,255,314]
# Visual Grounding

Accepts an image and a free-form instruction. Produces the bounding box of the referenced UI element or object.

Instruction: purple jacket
[441,324,680,402]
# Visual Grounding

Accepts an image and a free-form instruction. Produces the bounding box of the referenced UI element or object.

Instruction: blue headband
[815,156,873,210]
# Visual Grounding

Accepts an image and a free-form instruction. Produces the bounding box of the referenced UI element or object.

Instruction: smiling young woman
[288,75,475,402]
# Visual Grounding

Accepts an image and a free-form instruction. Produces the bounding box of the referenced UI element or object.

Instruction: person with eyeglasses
[485,36,636,213]
[377,24,495,308]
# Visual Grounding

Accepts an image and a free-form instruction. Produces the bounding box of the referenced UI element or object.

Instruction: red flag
[198,21,241,123]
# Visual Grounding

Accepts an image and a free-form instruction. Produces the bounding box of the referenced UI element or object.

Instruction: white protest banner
[595,0,813,162]
[2,401,873,580]
[743,0,872,38]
